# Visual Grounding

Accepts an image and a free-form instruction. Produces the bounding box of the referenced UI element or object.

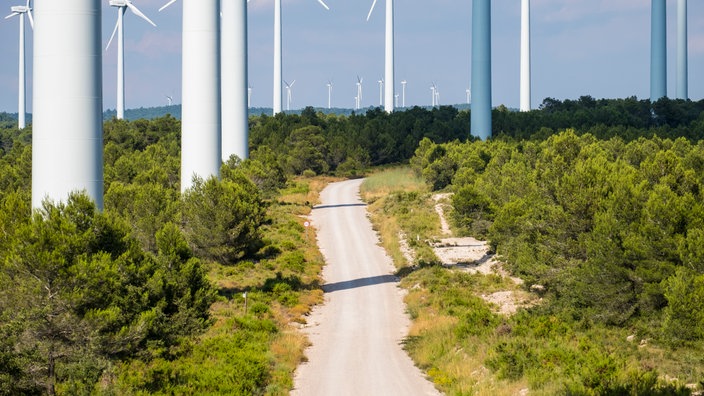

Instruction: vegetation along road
[292,179,440,395]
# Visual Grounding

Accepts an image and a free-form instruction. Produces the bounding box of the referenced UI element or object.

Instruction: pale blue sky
[0,0,702,113]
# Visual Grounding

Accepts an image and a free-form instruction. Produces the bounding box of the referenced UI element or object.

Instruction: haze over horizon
[0,0,703,114]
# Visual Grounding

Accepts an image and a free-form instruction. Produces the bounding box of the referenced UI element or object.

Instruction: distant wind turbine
[677,0,688,100]
[650,0,666,101]
[430,85,434,107]
[5,0,33,130]
[466,88,471,104]
[165,95,173,106]
[394,94,399,108]
[268,0,329,114]
[520,0,531,111]
[401,80,406,107]
[366,0,394,113]
[284,80,295,111]
[471,0,492,140]
[356,76,364,109]
[378,78,384,106]
[106,0,156,120]
[161,0,222,192]
[327,80,333,109]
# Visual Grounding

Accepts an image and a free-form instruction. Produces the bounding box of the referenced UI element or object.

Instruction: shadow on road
[313,203,367,210]
[323,274,399,293]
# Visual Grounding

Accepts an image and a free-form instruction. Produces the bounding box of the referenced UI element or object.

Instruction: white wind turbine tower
[271,0,329,114]
[377,78,384,106]
[32,0,104,210]
[165,95,173,106]
[466,88,471,104]
[5,0,33,130]
[430,83,437,107]
[366,0,394,113]
[106,0,156,120]
[161,0,222,192]
[222,0,249,161]
[520,0,531,111]
[356,76,364,109]
[401,79,406,107]
[284,80,295,111]
[327,80,333,109]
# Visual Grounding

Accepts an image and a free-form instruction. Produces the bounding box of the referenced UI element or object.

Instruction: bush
[181,176,266,264]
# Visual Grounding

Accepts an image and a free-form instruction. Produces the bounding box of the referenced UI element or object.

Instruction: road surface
[292,179,441,396]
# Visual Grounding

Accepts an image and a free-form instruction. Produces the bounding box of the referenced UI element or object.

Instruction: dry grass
[195,176,334,395]
[360,167,425,202]
[404,284,531,395]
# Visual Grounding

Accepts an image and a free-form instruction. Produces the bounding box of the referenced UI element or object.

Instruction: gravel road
[291,179,441,396]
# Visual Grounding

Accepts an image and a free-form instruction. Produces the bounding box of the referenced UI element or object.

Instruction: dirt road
[292,179,441,396]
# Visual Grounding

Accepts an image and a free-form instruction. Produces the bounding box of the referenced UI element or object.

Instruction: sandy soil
[426,194,528,315]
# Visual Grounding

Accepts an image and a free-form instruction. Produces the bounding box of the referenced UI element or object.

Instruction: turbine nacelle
[6,0,33,28]
[107,0,156,51]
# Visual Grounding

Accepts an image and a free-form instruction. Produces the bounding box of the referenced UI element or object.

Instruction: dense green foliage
[2,96,704,393]
[414,131,704,333]
[408,130,704,392]
[0,115,315,394]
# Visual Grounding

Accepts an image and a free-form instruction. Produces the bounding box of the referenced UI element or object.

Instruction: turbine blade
[159,0,178,12]
[27,9,34,29]
[106,17,120,51]
[127,2,157,27]
[5,12,20,19]
[291,80,296,87]
[366,0,378,21]
[317,0,330,10]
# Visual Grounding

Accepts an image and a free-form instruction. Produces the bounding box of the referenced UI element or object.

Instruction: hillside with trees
[405,131,704,393]
[0,96,702,393]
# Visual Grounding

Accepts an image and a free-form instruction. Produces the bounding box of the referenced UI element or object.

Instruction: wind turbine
[471,0,492,140]
[366,0,394,113]
[284,80,295,111]
[520,0,531,111]
[650,0,666,102]
[378,78,384,106]
[677,0,687,100]
[161,0,222,192]
[165,95,173,106]
[271,0,330,114]
[222,0,249,161]
[327,80,333,109]
[106,0,156,120]
[401,79,406,107]
[5,0,33,130]
[356,76,364,109]
[466,88,471,104]
[32,0,104,209]
[430,85,435,107]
